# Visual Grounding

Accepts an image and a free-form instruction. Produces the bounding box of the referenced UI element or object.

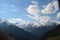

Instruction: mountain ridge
[0,19,60,40]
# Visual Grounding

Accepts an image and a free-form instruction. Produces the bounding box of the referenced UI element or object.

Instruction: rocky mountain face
[23,22,58,38]
[39,24,60,40]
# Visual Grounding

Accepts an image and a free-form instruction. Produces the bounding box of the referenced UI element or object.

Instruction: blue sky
[0,0,32,20]
[0,0,60,25]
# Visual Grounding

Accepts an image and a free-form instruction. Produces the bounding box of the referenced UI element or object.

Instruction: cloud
[7,18,41,28]
[2,4,19,12]
[26,5,40,15]
[54,21,60,24]
[41,1,59,14]
[57,12,60,19]
[7,18,26,26]
[26,1,51,25]
[27,1,59,15]
[31,1,39,5]
[0,19,5,23]
[39,16,51,25]
[10,5,19,12]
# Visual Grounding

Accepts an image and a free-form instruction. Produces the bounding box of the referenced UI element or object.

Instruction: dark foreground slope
[0,30,15,40]
[0,24,38,40]
[6,25,38,40]
[39,24,60,40]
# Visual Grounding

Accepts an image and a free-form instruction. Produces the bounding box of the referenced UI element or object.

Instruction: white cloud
[27,1,59,15]
[0,19,5,23]
[26,5,40,15]
[10,5,19,12]
[26,1,51,25]
[7,18,26,27]
[57,12,60,19]
[41,1,59,14]
[28,15,51,25]
[2,4,19,12]
[31,1,39,5]
[39,16,51,25]
[54,21,60,24]
[7,18,41,28]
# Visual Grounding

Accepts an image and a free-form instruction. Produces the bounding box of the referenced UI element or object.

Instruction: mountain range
[39,24,60,40]
[0,19,60,40]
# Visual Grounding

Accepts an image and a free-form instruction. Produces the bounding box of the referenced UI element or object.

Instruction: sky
[0,0,60,26]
